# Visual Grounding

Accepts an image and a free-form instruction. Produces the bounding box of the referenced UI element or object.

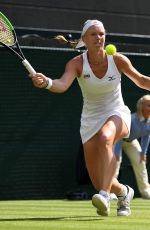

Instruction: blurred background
[0,0,150,200]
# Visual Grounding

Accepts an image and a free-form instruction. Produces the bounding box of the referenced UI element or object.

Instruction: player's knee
[98,131,113,147]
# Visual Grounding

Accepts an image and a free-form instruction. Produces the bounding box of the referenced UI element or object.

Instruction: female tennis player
[31,19,150,216]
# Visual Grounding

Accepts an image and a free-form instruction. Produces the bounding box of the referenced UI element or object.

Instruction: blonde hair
[136,94,150,118]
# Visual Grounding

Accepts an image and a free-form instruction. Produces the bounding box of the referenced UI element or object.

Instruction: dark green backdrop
[0,47,149,199]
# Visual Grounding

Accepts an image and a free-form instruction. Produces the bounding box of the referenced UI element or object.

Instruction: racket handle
[22,59,36,76]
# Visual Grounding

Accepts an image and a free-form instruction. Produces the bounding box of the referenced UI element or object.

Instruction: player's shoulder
[67,53,83,67]
[65,53,83,74]
[113,52,127,60]
[113,52,129,61]
[113,52,131,67]
[71,53,83,62]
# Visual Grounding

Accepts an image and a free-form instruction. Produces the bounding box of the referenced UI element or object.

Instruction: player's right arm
[32,55,82,93]
[114,53,150,91]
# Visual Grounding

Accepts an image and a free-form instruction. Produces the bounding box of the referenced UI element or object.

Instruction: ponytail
[54,35,78,49]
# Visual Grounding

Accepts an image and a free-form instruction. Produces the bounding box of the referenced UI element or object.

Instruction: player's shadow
[0,216,104,221]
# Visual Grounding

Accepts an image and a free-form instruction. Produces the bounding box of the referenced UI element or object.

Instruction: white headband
[76,19,104,48]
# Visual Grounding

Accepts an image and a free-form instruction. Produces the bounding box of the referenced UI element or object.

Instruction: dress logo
[83,74,90,78]
[108,75,116,81]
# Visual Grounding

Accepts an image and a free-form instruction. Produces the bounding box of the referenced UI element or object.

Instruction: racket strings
[0,16,15,46]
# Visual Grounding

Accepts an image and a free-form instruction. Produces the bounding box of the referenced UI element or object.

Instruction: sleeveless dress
[77,51,131,144]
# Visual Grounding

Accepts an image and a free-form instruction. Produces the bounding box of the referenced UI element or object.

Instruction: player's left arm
[114,53,150,91]
[32,56,81,93]
[49,59,79,93]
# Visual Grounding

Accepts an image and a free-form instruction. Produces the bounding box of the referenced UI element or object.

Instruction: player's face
[83,25,105,50]
[142,100,150,119]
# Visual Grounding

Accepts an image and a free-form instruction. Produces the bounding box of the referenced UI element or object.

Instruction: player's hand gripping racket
[0,11,36,76]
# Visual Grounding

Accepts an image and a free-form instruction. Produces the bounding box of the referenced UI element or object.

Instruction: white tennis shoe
[92,193,110,216]
[117,185,134,216]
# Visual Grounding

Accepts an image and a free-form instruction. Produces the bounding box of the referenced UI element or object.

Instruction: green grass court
[0,198,149,230]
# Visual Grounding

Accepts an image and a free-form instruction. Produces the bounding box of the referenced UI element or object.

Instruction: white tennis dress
[77,51,131,144]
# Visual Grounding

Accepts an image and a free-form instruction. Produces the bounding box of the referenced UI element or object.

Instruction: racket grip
[22,59,36,76]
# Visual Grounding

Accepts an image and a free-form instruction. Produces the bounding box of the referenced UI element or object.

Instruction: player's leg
[83,115,134,216]
[96,115,128,191]
[83,134,111,216]
[97,115,134,216]
[114,154,122,178]
[83,116,126,192]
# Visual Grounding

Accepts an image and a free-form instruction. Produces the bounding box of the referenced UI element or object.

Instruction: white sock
[99,190,109,199]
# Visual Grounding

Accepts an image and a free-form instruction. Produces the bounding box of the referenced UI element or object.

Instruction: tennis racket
[0,11,36,76]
